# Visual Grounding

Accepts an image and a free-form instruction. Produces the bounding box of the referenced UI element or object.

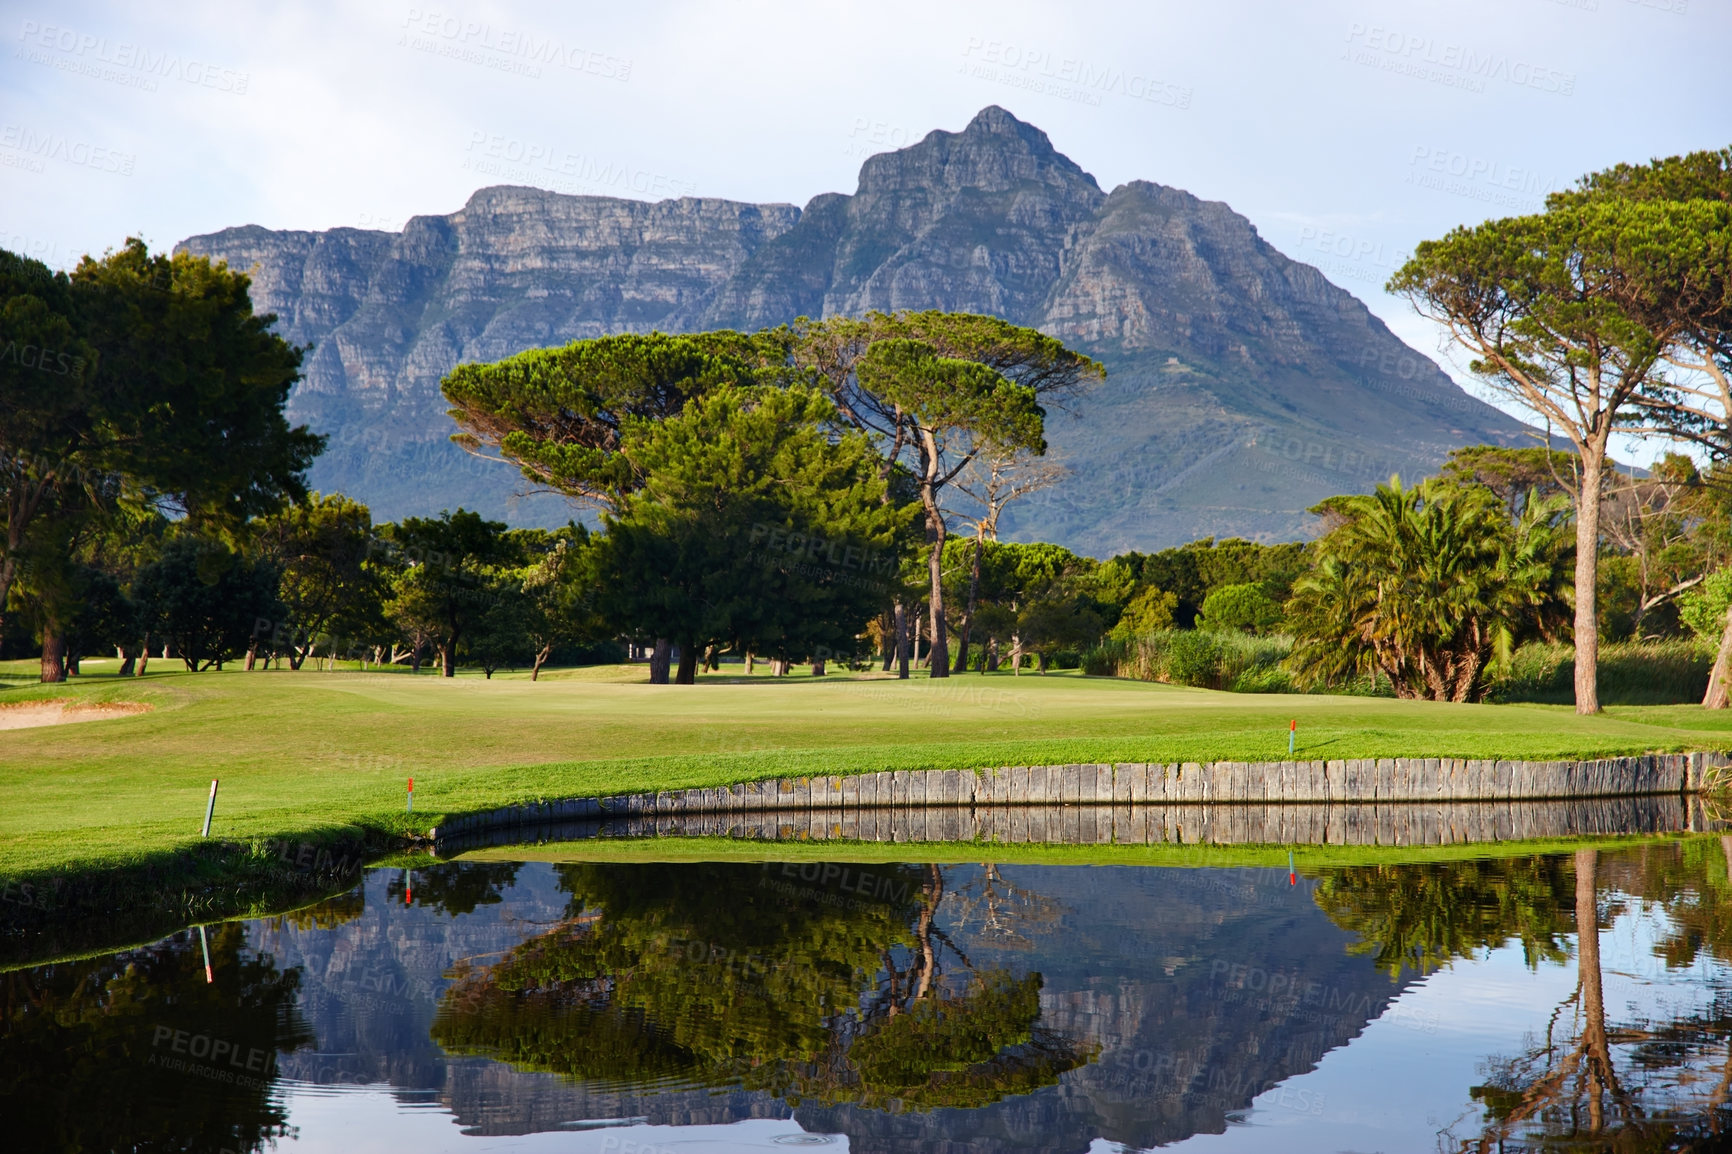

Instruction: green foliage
[1486,640,1713,705]
[1106,538,1308,628]
[598,384,907,679]
[1083,628,1300,693]
[1286,478,1572,702]
[251,492,387,668]
[131,537,283,671]
[382,509,519,676]
[1677,568,1732,641]
[441,330,791,510]
[1198,583,1283,634]
[1109,585,1178,637]
[0,241,318,678]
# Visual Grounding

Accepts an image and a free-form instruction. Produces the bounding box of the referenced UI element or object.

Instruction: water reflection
[9,840,1732,1151]
[0,920,310,1153]
[432,862,1094,1110]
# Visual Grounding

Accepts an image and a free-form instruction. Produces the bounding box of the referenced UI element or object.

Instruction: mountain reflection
[429,861,1096,1109]
[13,839,1732,1151]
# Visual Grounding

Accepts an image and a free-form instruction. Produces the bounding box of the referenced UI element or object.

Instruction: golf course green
[4,659,1732,876]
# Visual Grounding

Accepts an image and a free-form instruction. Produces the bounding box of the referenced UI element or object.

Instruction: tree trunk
[1011,631,1022,676]
[880,610,895,672]
[440,638,457,677]
[894,601,909,680]
[1574,443,1605,714]
[136,636,150,677]
[745,650,754,675]
[953,534,984,673]
[648,637,671,684]
[924,500,950,677]
[986,636,999,672]
[674,643,698,685]
[1705,603,1732,708]
[531,643,551,681]
[39,620,66,683]
[811,660,826,676]
[245,640,259,671]
[409,643,422,674]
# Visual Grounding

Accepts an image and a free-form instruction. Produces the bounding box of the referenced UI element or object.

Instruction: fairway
[4,660,1732,876]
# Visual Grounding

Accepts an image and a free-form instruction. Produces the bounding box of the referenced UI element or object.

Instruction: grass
[5,659,1732,879]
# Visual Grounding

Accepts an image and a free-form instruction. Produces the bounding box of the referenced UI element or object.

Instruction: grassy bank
[5,661,1732,880]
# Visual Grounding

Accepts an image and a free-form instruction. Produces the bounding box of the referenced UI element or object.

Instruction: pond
[7,835,1732,1152]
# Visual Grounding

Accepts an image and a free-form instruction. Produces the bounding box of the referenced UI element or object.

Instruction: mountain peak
[854,105,1101,199]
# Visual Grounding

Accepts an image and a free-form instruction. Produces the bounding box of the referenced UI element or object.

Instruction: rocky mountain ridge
[179,106,1525,553]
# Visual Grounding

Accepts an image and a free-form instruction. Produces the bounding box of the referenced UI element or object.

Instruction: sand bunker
[0,700,152,731]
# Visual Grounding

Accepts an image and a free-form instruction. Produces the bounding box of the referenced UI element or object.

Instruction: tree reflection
[430,861,1094,1110]
[0,920,312,1154]
[1445,844,1732,1151]
[1312,856,1576,978]
[384,861,521,915]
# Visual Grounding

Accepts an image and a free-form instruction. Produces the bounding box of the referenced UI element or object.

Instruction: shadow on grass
[0,826,418,971]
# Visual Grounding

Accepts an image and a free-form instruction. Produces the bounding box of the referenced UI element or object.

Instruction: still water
[8,841,1732,1152]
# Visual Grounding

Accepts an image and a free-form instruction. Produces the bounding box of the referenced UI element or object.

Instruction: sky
[4,0,1729,453]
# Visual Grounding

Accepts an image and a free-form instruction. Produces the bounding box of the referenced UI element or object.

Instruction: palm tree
[1286,477,1570,702]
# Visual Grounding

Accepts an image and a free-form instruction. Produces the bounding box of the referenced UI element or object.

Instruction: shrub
[1485,639,1712,705]
[1198,583,1283,634]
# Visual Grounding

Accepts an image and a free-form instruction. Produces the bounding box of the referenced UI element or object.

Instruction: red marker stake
[1289,850,1296,887]
[199,924,214,983]
[1288,719,1297,757]
[407,777,414,814]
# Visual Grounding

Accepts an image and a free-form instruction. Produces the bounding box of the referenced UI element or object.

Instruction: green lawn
[3,659,1732,876]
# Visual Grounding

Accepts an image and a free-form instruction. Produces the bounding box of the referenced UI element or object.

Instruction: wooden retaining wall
[430,752,1730,842]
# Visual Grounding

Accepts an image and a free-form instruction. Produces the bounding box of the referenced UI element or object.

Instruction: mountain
[177,106,1525,554]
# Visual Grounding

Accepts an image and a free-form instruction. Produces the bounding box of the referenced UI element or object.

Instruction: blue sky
[4,0,1728,450]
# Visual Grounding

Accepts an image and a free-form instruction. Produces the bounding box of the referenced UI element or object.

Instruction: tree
[511,526,610,680]
[382,510,517,677]
[597,385,905,684]
[795,312,1104,679]
[1286,478,1571,702]
[947,451,1067,673]
[1547,151,1732,705]
[0,241,320,682]
[1108,584,1179,638]
[131,537,284,671]
[442,329,794,682]
[1391,203,1691,712]
[251,493,387,670]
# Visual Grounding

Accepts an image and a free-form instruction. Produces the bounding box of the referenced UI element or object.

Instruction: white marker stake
[199,924,213,983]
[202,779,219,838]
